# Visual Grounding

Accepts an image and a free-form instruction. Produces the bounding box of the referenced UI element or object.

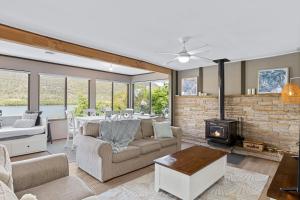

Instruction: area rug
[96,166,269,200]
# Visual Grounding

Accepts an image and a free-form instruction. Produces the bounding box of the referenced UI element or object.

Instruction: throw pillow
[153,121,173,139]
[13,119,36,128]
[25,111,42,126]
[22,112,38,125]
[0,181,18,200]
[20,194,38,200]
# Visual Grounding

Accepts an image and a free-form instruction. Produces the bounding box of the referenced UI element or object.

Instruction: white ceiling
[0,40,151,75]
[0,0,300,71]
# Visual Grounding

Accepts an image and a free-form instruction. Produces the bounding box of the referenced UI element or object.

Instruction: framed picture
[181,77,197,96]
[258,67,289,94]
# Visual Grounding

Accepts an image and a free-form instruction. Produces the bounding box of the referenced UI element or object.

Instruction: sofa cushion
[0,126,45,140]
[129,139,161,154]
[16,176,94,200]
[157,137,177,148]
[140,119,154,138]
[0,181,18,200]
[112,146,140,163]
[134,125,143,140]
[0,145,13,190]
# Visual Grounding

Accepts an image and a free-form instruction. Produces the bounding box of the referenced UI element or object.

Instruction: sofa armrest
[171,126,182,151]
[76,135,113,182]
[12,153,69,192]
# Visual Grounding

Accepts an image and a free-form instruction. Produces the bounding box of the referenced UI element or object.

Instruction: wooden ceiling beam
[0,24,171,74]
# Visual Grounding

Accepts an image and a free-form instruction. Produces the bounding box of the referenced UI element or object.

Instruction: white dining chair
[65,110,79,150]
[85,108,96,116]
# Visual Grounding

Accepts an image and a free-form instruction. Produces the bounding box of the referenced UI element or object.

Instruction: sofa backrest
[0,116,22,127]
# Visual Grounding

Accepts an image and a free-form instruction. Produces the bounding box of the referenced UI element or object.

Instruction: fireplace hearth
[205,58,238,146]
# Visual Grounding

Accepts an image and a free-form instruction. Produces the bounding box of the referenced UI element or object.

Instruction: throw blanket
[100,119,141,153]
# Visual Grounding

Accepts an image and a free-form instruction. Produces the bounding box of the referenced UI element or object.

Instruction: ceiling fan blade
[164,57,178,65]
[188,44,209,55]
[190,56,213,61]
[159,52,179,56]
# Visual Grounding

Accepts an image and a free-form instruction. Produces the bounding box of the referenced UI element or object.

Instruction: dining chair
[85,108,96,116]
[65,110,79,149]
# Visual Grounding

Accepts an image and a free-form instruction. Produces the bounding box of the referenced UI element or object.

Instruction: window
[134,82,150,114]
[0,69,29,115]
[113,82,128,112]
[96,80,112,114]
[151,80,169,115]
[39,74,65,119]
[67,77,89,116]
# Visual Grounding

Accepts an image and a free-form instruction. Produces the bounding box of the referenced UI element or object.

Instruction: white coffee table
[154,146,227,200]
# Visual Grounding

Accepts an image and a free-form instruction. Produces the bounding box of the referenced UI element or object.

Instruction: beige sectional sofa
[0,145,94,200]
[76,119,182,182]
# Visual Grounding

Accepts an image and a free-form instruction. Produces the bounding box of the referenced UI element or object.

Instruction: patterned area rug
[95,166,269,200]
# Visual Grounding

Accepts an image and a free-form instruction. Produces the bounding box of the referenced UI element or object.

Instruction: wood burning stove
[205,59,238,146]
[205,119,238,146]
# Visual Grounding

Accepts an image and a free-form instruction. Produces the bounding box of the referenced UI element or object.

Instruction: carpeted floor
[95,166,269,200]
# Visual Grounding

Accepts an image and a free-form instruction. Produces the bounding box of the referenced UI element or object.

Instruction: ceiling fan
[160,36,212,65]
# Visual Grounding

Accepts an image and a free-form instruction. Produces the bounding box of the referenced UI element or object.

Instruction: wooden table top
[154,146,227,176]
[267,153,300,200]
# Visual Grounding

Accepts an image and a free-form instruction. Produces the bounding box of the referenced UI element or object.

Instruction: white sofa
[0,115,47,157]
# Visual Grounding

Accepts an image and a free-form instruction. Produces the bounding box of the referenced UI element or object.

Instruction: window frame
[132,81,151,114]
[38,74,91,120]
[96,80,129,112]
[133,79,169,115]
[0,68,30,114]
[112,81,129,112]
[66,76,90,115]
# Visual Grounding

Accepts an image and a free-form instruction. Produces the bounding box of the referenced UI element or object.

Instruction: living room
[0,1,300,200]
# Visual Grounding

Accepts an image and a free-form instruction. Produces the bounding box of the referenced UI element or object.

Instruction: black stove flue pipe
[213,58,230,120]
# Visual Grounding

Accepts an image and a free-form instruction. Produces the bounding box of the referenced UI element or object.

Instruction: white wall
[0,55,131,139]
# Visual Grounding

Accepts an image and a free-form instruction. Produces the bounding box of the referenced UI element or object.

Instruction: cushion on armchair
[83,122,100,137]
[0,181,18,200]
[0,145,13,191]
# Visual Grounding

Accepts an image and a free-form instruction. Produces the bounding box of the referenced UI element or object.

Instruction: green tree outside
[151,83,169,114]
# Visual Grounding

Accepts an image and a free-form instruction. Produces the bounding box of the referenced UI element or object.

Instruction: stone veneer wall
[174,95,300,152]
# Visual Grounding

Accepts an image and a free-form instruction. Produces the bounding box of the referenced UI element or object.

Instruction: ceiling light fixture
[109,64,113,71]
[177,55,190,63]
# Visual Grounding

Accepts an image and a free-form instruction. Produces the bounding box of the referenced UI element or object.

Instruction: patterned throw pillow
[23,113,38,122]
[13,119,36,128]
